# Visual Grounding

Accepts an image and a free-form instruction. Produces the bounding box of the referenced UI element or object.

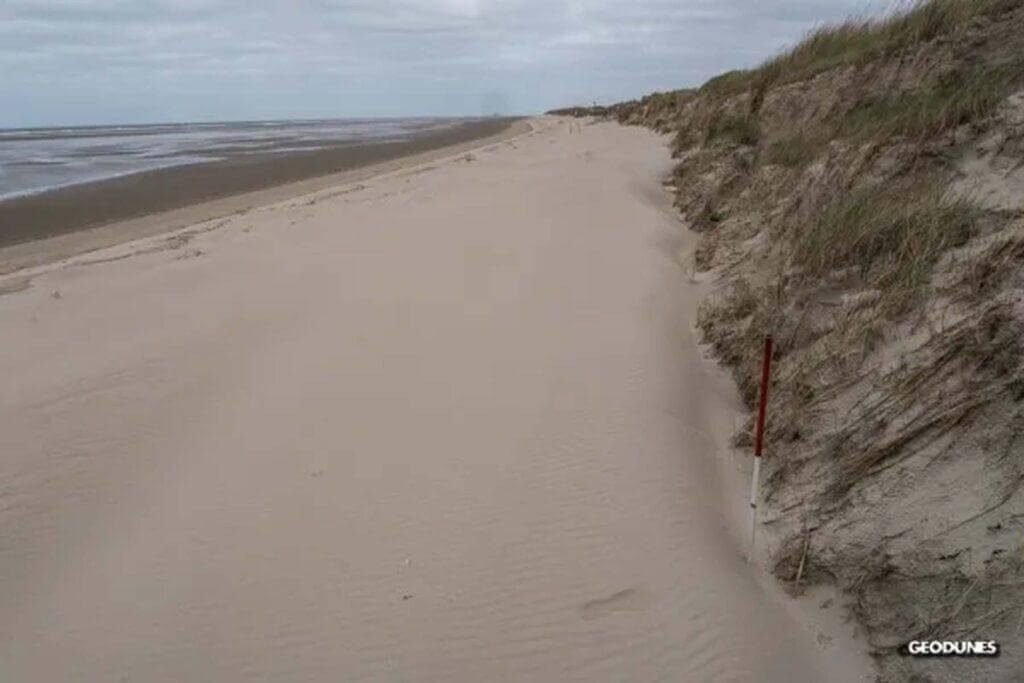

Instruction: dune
[0,117,871,681]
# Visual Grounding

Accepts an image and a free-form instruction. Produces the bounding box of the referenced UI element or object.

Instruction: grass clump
[959,235,1024,298]
[761,0,1017,85]
[840,65,1019,141]
[705,113,761,145]
[792,186,975,305]
[641,89,693,109]
[877,0,1018,46]
[700,69,759,99]
[764,132,822,167]
[699,0,1022,101]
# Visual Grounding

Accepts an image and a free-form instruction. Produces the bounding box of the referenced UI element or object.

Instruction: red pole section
[754,335,773,458]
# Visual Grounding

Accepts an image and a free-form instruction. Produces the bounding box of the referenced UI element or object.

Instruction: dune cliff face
[561,2,1024,680]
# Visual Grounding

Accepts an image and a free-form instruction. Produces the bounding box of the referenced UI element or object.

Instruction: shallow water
[0,118,460,200]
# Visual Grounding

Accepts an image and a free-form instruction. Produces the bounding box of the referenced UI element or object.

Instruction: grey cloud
[2,0,885,126]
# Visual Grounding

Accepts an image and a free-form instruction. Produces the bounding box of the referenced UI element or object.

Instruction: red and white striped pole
[749,334,774,561]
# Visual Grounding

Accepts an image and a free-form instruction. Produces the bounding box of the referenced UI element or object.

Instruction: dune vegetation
[555,0,1024,679]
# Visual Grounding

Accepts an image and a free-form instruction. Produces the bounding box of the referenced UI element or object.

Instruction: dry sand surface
[0,117,872,681]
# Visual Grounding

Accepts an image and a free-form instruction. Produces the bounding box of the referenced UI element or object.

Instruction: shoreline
[0,117,525,275]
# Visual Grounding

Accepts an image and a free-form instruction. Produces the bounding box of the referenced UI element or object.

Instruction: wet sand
[0,117,518,249]
[0,117,871,681]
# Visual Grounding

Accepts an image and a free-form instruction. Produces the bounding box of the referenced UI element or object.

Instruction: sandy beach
[0,117,871,681]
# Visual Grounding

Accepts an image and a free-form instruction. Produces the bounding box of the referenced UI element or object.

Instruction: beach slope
[0,118,868,681]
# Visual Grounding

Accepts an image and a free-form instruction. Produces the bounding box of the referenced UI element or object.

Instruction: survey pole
[749,334,774,560]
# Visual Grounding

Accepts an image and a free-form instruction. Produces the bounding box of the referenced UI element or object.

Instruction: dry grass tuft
[708,0,1024,97]
[824,303,1024,501]
[958,233,1024,297]
[705,113,761,146]
[699,69,760,99]
[839,65,1020,141]
[763,133,822,168]
[790,186,976,311]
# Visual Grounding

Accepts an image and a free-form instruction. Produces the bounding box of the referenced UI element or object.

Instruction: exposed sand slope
[0,118,869,681]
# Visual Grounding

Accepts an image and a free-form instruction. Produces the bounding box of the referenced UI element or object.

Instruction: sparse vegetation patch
[790,186,976,307]
[763,133,820,168]
[839,65,1021,141]
[705,112,761,146]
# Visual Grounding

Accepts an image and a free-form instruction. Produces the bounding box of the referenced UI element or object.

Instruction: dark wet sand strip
[0,118,525,275]
[0,118,519,249]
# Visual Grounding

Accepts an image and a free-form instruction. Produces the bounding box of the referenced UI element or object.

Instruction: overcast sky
[1,0,891,127]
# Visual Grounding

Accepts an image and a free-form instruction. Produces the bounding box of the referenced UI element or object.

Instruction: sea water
[0,118,461,200]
